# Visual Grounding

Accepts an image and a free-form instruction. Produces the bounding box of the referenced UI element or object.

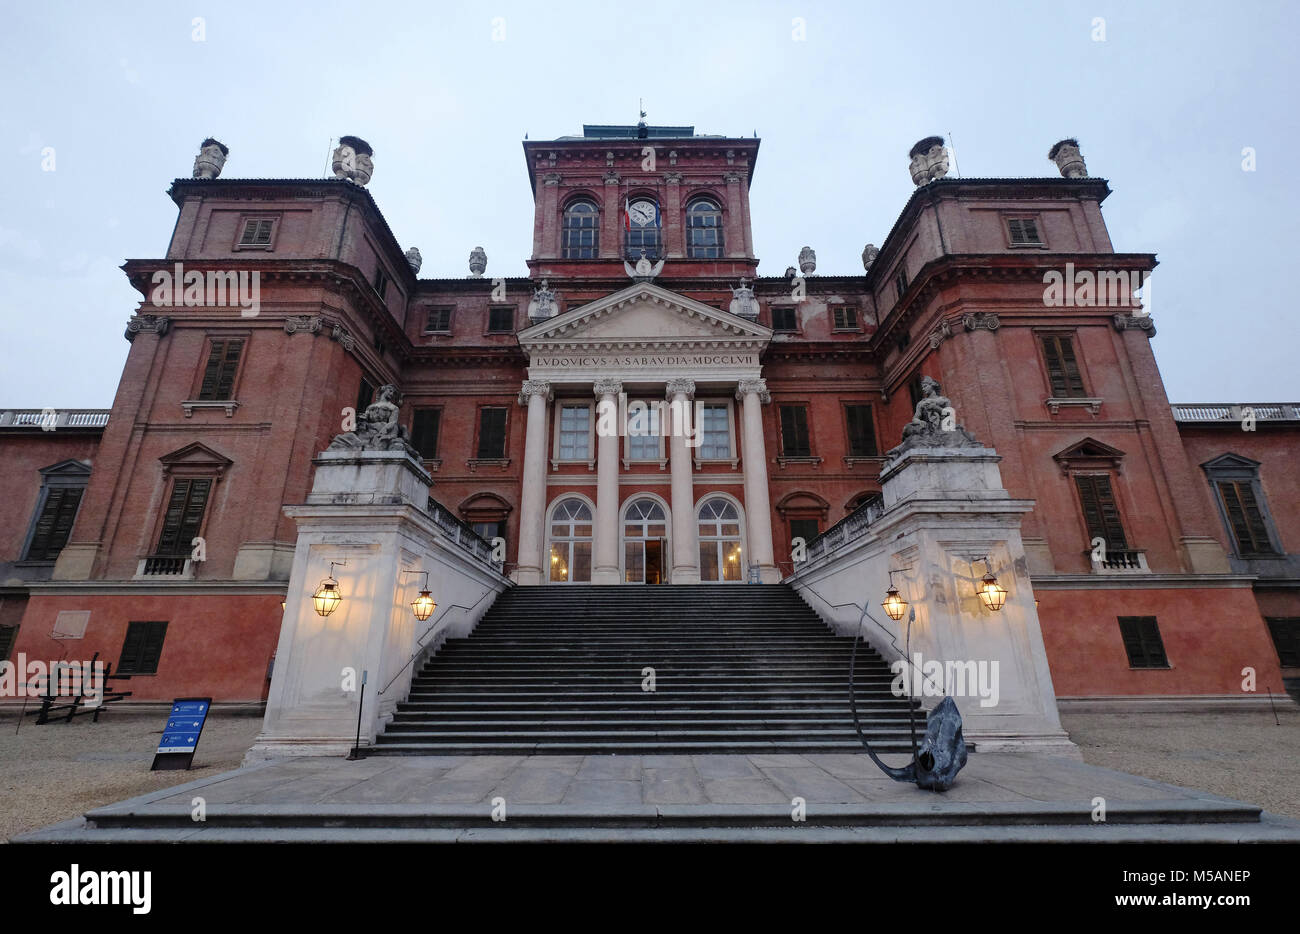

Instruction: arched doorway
[698,497,745,582]
[622,497,668,584]
[548,497,592,583]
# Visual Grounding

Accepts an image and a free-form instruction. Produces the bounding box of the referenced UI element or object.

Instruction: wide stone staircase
[370,583,925,756]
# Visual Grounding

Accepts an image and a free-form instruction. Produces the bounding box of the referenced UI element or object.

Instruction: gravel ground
[2,707,1297,840]
[0,711,262,842]
[1061,707,1300,820]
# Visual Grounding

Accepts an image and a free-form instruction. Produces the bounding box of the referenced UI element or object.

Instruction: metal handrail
[376,586,502,696]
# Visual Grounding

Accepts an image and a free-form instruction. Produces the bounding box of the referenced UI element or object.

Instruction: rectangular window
[1118,616,1168,668]
[154,478,212,556]
[373,265,389,301]
[1007,218,1043,245]
[425,307,453,333]
[779,405,811,456]
[789,518,820,545]
[410,408,441,460]
[771,307,798,332]
[0,625,17,663]
[472,521,503,544]
[356,378,375,414]
[845,404,878,457]
[477,408,507,459]
[197,339,243,401]
[627,403,661,460]
[699,404,731,459]
[558,404,591,460]
[1266,618,1300,668]
[833,306,859,330]
[488,307,515,333]
[895,266,909,302]
[1075,474,1128,551]
[238,218,274,247]
[907,373,925,411]
[24,486,84,561]
[118,621,168,675]
[1041,335,1087,397]
[1216,480,1277,555]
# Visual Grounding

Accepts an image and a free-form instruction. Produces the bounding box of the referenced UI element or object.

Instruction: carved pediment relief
[159,441,233,477]
[1052,437,1125,473]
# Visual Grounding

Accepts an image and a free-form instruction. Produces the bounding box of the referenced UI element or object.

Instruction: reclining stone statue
[327,384,419,457]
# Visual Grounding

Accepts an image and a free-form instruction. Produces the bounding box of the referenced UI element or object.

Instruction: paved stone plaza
[16,751,1300,843]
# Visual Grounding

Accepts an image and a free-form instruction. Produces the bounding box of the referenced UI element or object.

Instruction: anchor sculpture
[849,605,968,791]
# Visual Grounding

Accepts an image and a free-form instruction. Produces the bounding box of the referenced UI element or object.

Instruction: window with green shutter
[197,339,243,401]
[845,404,877,457]
[477,408,508,459]
[1216,480,1277,556]
[779,406,811,457]
[1266,619,1300,668]
[24,486,84,560]
[0,625,18,662]
[1041,335,1086,397]
[118,621,168,675]
[154,479,212,556]
[1075,474,1128,551]
[1118,616,1168,668]
[411,408,441,460]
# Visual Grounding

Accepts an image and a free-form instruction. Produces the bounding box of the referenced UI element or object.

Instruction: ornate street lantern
[312,561,345,617]
[408,570,438,621]
[976,557,1007,612]
[881,570,908,621]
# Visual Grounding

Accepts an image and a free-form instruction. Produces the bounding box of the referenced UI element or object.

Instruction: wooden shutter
[1075,474,1128,551]
[779,406,810,456]
[411,409,441,459]
[0,625,17,662]
[1217,480,1275,554]
[119,621,168,675]
[198,339,243,400]
[477,408,507,458]
[155,478,211,556]
[356,378,375,413]
[1266,619,1300,668]
[1118,617,1167,668]
[25,486,84,560]
[845,405,877,456]
[239,219,273,246]
[1041,335,1085,397]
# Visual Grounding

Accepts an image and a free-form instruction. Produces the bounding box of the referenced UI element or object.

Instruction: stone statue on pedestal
[327,384,418,456]
[889,376,980,455]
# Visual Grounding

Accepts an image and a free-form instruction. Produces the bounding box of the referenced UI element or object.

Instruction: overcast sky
[2,0,1296,408]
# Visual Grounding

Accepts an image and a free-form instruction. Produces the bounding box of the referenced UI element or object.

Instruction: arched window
[686,198,723,259]
[623,498,667,584]
[562,199,600,259]
[698,498,743,582]
[549,498,592,582]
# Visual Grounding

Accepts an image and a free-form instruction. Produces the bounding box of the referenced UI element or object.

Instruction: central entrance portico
[513,282,777,585]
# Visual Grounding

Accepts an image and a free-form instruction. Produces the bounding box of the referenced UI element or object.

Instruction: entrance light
[975,557,1007,612]
[881,570,908,621]
[312,561,346,617]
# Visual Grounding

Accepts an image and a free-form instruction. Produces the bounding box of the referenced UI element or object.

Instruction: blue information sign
[151,697,212,770]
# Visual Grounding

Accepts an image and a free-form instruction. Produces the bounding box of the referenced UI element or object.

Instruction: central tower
[522,125,760,282]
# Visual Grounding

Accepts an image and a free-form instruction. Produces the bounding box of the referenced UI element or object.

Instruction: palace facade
[1,125,1297,705]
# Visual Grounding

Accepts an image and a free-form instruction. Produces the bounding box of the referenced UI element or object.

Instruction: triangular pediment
[518,282,771,353]
[38,458,92,478]
[1201,452,1261,471]
[1053,437,1125,470]
[159,442,233,474]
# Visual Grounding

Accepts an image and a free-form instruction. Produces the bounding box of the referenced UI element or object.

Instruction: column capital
[735,378,770,404]
[518,379,553,405]
[665,378,695,399]
[593,378,623,398]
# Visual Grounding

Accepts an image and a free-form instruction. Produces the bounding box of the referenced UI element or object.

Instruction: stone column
[666,378,700,584]
[737,378,778,582]
[592,378,622,584]
[515,380,552,585]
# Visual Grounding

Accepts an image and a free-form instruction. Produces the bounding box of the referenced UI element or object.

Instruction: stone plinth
[246,450,506,760]
[792,444,1077,756]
